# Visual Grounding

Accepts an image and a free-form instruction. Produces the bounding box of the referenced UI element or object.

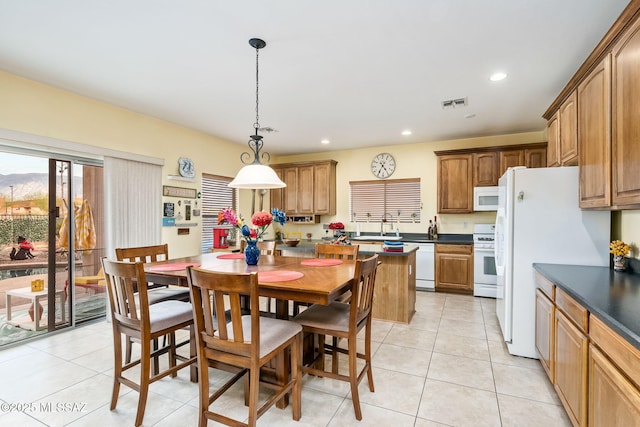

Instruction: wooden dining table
[143,252,356,407]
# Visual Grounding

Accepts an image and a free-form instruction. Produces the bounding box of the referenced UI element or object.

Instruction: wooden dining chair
[101,258,196,427]
[292,243,360,316]
[115,244,191,366]
[239,240,278,313]
[186,266,303,427]
[292,254,379,421]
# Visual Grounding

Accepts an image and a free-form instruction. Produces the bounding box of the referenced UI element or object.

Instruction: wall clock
[371,153,396,179]
[178,157,195,178]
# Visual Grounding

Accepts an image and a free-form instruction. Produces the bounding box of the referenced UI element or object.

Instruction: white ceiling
[0,1,630,155]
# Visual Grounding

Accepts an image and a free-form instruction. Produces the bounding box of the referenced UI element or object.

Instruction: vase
[244,240,260,265]
[613,255,627,272]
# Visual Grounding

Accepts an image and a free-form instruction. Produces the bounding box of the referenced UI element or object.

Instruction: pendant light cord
[254,46,260,133]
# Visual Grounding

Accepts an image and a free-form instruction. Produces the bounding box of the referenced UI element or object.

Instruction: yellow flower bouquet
[610,240,630,272]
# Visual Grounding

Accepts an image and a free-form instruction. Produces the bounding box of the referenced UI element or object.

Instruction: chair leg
[135,339,152,427]
[168,332,177,378]
[125,335,133,364]
[291,333,302,421]
[152,338,160,375]
[111,331,123,410]
[197,347,210,427]
[331,336,340,374]
[248,367,260,427]
[365,323,375,392]
[348,337,362,421]
[318,334,325,371]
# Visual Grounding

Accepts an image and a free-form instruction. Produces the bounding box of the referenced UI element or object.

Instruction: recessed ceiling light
[401,130,412,136]
[321,139,330,144]
[490,72,507,82]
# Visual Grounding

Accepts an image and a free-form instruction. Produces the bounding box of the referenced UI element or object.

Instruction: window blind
[201,173,236,253]
[350,178,421,223]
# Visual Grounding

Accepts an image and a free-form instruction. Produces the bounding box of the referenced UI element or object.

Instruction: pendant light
[228,38,286,189]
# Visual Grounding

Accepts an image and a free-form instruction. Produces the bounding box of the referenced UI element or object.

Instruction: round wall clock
[371,153,396,179]
[178,157,195,178]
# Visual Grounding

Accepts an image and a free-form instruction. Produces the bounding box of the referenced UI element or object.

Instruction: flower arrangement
[610,240,631,258]
[220,207,287,243]
[328,222,345,230]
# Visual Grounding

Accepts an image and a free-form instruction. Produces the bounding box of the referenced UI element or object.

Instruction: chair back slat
[115,244,169,263]
[315,243,359,260]
[101,258,150,330]
[350,255,379,325]
[187,267,259,358]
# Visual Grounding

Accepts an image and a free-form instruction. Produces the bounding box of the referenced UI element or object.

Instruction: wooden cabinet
[434,244,473,294]
[535,288,554,382]
[372,251,416,324]
[270,160,337,216]
[612,17,640,208]
[437,154,473,213]
[589,315,640,427]
[436,143,546,213]
[578,55,611,209]
[473,152,498,187]
[554,308,588,427]
[547,113,560,167]
[559,92,579,166]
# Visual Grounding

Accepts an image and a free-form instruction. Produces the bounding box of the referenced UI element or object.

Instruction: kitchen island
[280,240,418,323]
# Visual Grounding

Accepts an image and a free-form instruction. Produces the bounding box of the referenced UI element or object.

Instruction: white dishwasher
[415,243,435,291]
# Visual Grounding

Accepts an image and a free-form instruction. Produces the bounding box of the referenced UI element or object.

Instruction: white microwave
[474,186,499,211]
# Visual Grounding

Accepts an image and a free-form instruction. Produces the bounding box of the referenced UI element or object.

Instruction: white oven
[474,186,499,211]
[473,224,497,298]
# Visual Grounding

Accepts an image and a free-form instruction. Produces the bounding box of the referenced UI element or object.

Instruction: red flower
[251,211,273,227]
[328,222,344,230]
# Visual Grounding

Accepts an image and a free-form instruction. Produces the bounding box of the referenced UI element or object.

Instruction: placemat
[217,253,245,259]
[148,262,200,272]
[300,259,343,267]
[259,270,304,283]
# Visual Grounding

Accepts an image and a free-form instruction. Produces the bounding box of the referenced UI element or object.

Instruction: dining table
[143,251,357,408]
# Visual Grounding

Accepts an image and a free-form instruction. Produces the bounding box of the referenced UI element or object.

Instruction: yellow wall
[0,70,253,257]
[272,133,544,239]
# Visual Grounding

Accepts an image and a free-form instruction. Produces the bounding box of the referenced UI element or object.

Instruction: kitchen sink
[351,236,403,241]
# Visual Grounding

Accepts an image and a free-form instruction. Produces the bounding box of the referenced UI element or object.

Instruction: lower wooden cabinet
[535,288,554,382]
[435,244,473,294]
[589,344,640,427]
[554,309,588,427]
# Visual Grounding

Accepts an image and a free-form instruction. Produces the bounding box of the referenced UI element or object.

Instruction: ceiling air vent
[441,97,468,109]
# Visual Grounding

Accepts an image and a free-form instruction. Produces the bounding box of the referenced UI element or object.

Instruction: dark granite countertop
[533,263,640,350]
[348,233,473,245]
[278,239,418,256]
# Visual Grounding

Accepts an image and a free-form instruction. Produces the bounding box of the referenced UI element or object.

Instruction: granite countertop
[278,239,418,256]
[349,233,473,245]
[533,263,640,350]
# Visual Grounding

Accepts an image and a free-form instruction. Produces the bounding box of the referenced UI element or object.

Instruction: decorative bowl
[285,239,300,247]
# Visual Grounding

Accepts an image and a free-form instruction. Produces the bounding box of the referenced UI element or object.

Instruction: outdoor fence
[0,215,48,245]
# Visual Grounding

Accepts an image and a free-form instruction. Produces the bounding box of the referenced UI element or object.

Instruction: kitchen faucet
[380,213,393,235]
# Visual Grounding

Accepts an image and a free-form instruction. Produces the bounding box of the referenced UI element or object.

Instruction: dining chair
[239,240,278,313]
[292,243,360,316]
[186,266,303,427]
[101,258,196,427]
[292,254,379,421]
[115,244,191,367]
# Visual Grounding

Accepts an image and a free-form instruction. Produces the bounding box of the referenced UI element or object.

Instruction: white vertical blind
[104,157,162,259]
[350,178,421,223]
[201,173,236,253]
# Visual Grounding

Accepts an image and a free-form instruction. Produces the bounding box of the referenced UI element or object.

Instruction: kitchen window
[350,178,421,223]
[201,173,237,253]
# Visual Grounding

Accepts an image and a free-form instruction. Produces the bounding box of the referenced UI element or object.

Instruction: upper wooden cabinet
[578,55,611,209]
[547,113,560,167]
[612,17,640,208]
[473,152,498,187]
[436,143,547,213]
[437,154,473,213]
[270,160,337,216]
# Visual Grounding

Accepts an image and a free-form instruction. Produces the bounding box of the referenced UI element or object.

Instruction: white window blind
[201,173,236,253]
[350,178,421,223]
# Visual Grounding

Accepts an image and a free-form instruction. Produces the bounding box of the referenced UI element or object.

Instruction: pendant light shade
[228,164,285,189]
[229,38,286,189]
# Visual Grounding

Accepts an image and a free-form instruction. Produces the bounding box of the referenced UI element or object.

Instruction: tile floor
[0,292,572,426]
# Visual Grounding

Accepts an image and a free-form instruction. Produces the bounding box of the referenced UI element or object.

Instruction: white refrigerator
[495,166,610,358]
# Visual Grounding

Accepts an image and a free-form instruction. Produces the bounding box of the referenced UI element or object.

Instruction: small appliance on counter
[213,225,231,249]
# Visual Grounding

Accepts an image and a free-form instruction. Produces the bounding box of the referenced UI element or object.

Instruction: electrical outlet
[463,222,468,229]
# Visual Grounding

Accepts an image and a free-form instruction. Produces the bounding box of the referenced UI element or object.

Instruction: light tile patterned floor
[0,292,572,426]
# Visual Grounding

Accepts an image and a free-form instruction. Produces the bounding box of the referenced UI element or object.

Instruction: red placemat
[259,270,304,283]
[148,262,200,272]
[217,253,245,259]
[300,259,343,267]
